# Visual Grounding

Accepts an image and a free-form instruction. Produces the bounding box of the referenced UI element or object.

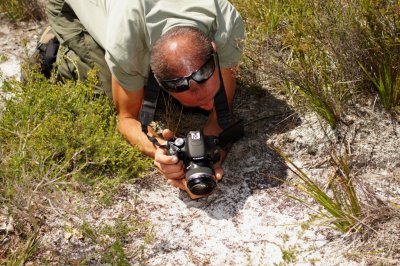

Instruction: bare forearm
[111,77,164,158]
[117,116,162,158]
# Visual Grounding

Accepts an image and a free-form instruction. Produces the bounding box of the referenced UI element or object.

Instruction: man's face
[167,54,221,111]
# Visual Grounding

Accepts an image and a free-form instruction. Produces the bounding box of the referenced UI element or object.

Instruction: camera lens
[186,166,217,195]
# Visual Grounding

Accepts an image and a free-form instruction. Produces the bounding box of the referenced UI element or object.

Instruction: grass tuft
[272,145,399,239]
[273,146,364,233]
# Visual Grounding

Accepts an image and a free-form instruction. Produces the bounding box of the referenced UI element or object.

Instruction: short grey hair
[150,26,213,80]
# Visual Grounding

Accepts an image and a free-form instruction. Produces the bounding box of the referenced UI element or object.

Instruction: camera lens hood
[186,166,217,195]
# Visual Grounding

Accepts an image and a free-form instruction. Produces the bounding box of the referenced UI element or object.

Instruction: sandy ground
[1,16,400,265]
[0,17,42,83]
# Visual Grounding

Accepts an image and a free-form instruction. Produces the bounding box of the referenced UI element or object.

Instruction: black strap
[213,53,244,146]
[214,54,233,129]
[139,71,167,147]
[139,71,161,134]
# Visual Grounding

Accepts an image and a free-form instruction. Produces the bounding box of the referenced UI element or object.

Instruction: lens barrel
[186,166,217,195]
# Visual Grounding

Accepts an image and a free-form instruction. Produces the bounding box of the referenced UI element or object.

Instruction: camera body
[167,130,220,195]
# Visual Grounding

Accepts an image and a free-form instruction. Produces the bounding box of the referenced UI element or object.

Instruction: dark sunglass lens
[192,56,215,83]
[175,84,190,92]
[158,54,215,93]
[160,80,176,91]
[162,78,189,92]
[173,78,189,92]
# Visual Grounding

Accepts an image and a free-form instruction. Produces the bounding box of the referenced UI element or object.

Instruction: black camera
[167,130,221,196]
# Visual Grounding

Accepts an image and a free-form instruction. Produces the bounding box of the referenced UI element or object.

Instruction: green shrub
[0,69,151,263]
[0,70,150,199]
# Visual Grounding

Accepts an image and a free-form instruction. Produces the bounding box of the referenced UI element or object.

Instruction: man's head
[150,26,221,111]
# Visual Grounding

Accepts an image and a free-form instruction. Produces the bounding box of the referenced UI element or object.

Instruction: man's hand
[154,129,185,180]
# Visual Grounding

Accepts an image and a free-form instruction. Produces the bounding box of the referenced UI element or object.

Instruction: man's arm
[111,76,159,157]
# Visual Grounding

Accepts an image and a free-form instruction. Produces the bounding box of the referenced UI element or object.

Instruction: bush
[234,0,400,247]
[0,69,151,263]
[1,70,150,197]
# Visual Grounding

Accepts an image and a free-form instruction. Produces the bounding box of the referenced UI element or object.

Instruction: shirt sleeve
[104,4,150,91]
[213,0,245,68]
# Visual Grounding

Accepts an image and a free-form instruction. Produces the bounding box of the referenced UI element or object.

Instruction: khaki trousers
[46,0,112,98]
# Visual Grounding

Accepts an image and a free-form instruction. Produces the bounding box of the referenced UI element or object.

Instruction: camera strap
[211,54,244,146]
[213,55,234,130]
[139,70,167,148]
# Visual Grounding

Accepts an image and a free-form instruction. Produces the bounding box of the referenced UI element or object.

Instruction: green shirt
[65,0,245,91]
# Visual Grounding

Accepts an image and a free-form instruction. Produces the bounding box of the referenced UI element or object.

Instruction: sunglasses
[156,53,216,93]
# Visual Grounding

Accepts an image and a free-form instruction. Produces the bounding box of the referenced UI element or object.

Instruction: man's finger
[155,164,184,178]
[154,148,178,164]
[214,166,224,181]
[162,129,175,140]
[155,153,179,164]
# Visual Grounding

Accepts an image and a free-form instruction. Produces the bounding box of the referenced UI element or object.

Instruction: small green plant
[3,229,39,265]
[280,245,298,265]
[356,0,400,111]
[101,241,131,266]
[274,233,298,266]
[360,63,400,110]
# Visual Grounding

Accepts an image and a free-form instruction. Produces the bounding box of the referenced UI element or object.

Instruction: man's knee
[57,31,112,97]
